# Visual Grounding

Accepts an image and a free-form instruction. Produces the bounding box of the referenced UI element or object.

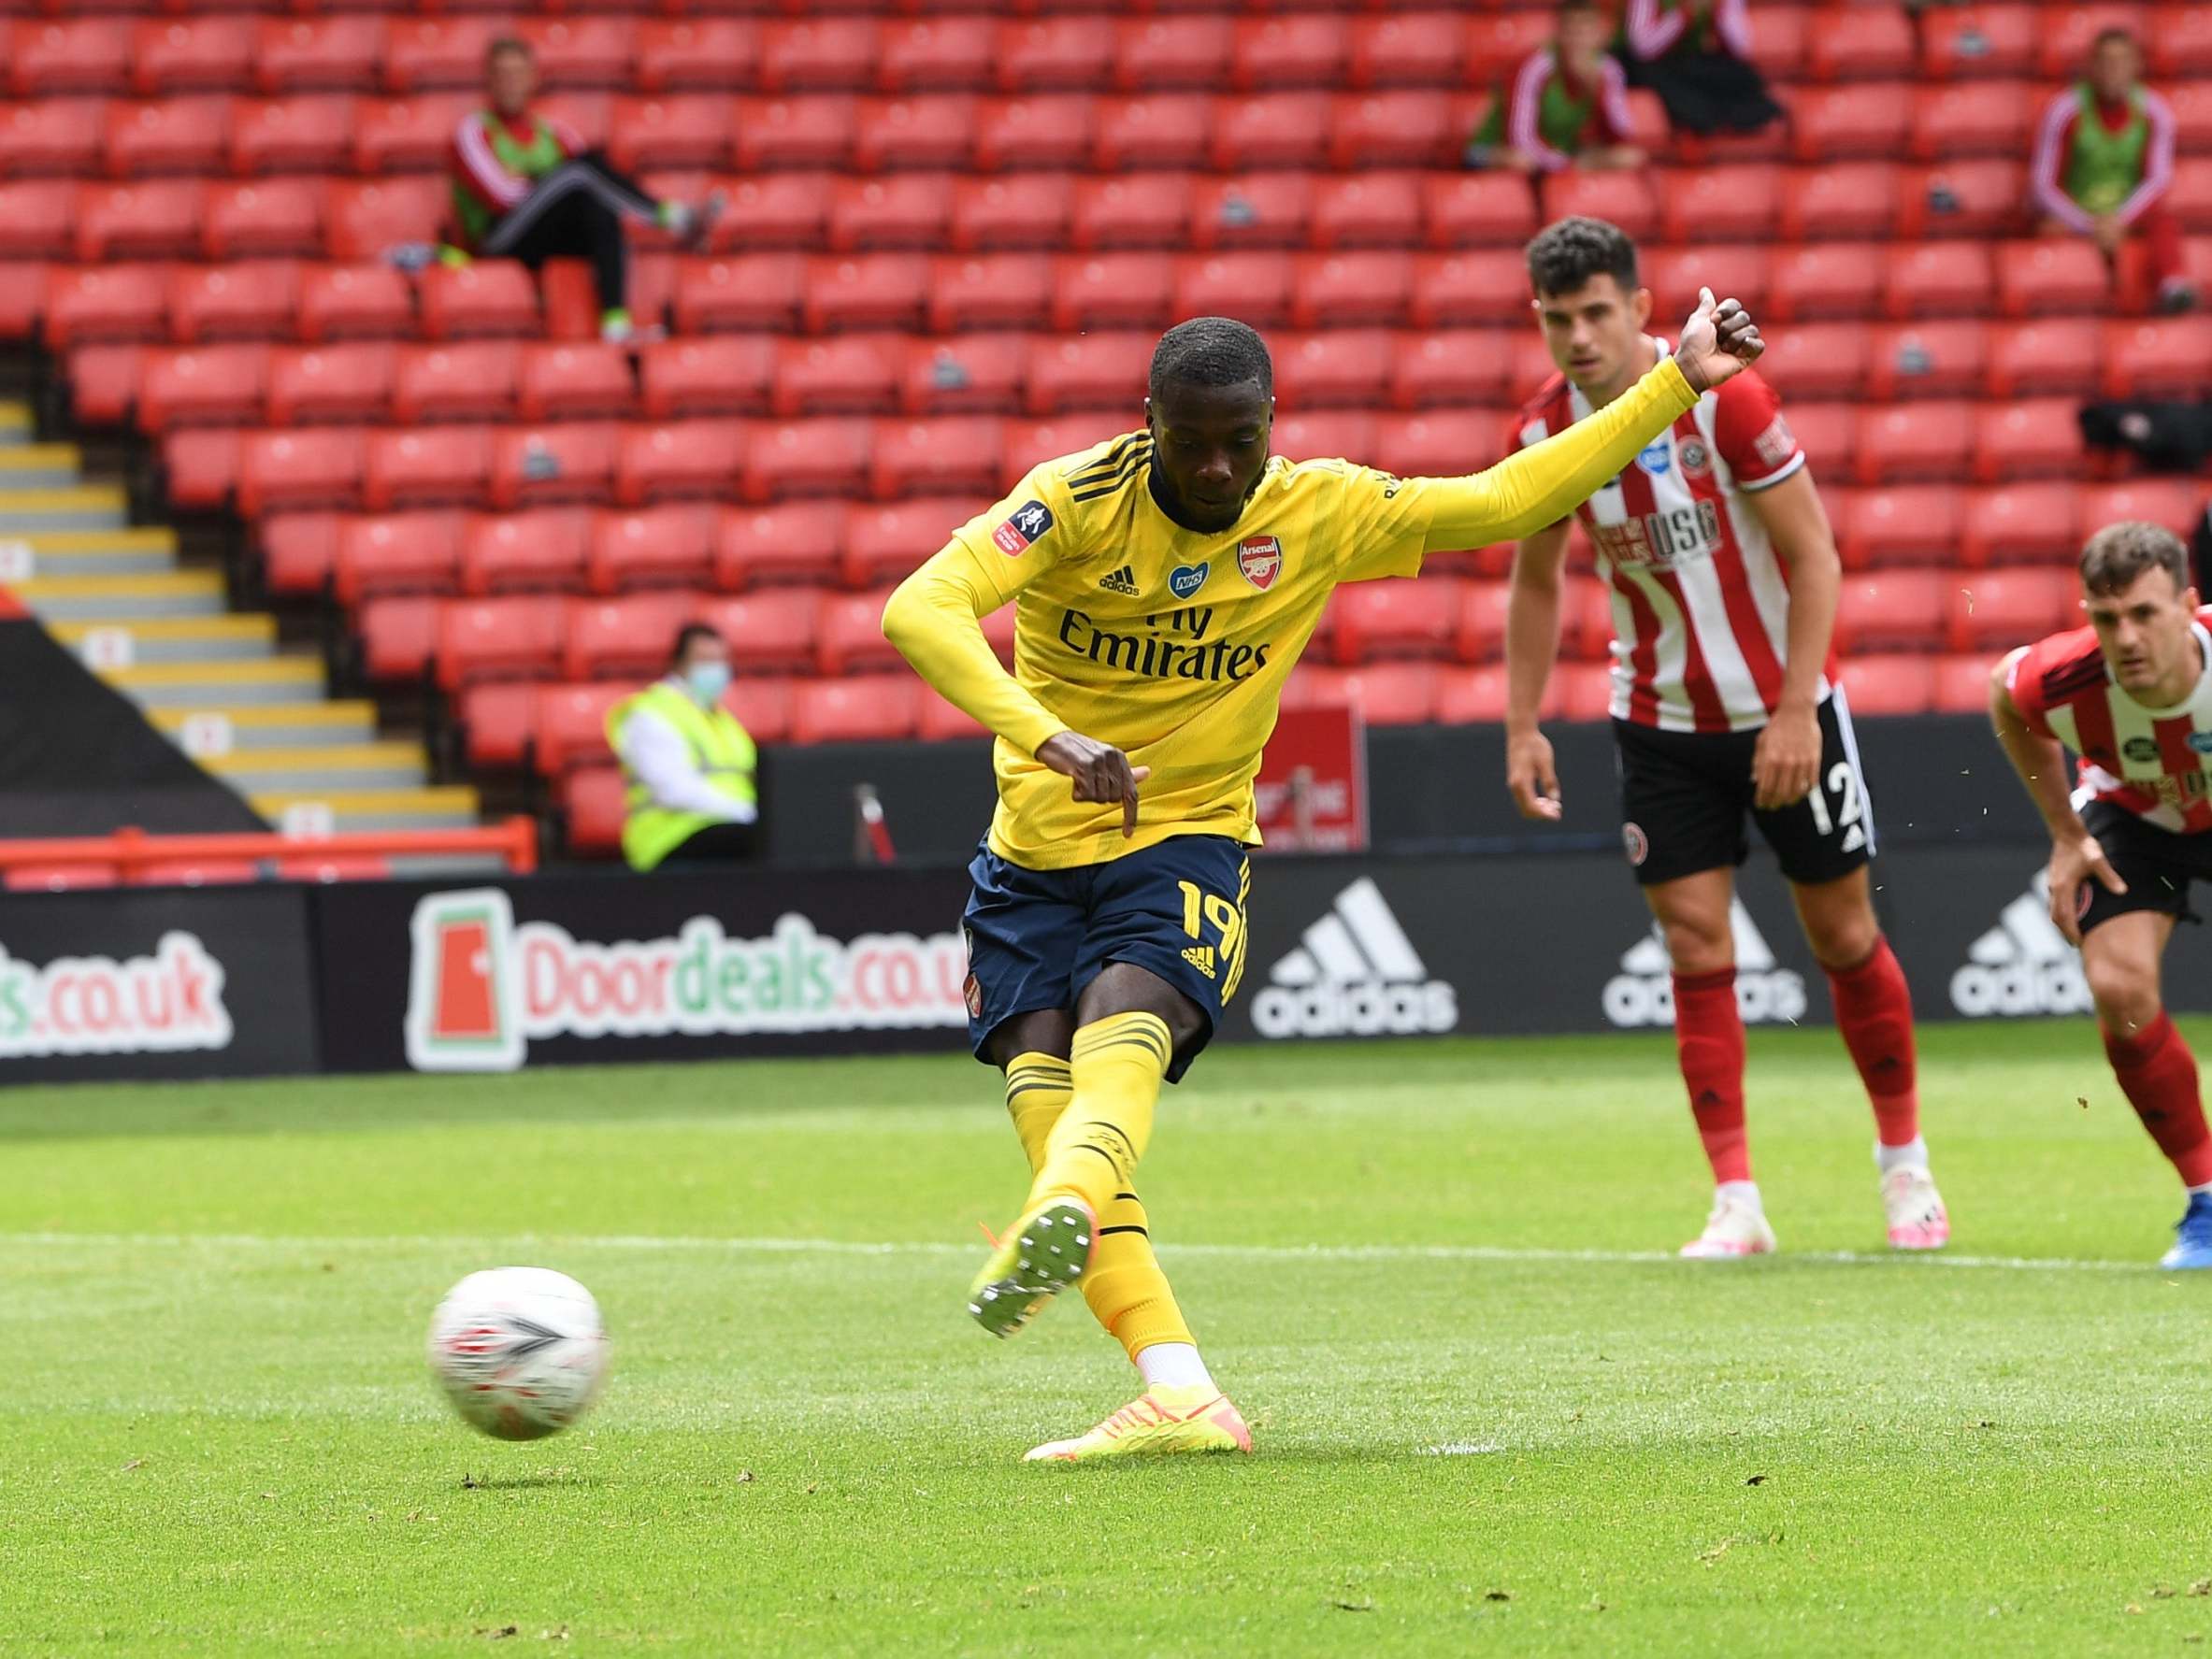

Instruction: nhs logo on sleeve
[1636,437,1673,476]
[1169,562,1209,600]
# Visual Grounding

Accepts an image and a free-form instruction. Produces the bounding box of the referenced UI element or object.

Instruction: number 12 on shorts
[1176,878,1246,994]
[1804,760,1866,852]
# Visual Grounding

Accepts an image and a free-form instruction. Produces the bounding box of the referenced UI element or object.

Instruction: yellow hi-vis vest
[607,680,757,871]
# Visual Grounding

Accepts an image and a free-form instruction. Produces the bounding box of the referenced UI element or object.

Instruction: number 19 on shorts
[1176,875,1248,999]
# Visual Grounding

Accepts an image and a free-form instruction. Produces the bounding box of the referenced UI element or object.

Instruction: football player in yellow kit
[882,293,1764,1463]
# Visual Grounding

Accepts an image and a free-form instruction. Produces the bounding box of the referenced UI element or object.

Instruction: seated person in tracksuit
[449,36,723,343]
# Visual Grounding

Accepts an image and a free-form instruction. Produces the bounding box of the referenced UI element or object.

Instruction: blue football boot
[2159,1191,2212,1269]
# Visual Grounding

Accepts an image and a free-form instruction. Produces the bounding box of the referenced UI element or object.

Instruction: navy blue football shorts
[961,833,1251,1082]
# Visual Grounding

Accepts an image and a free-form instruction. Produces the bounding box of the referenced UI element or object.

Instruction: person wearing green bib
[1467,0,1645,174]
[450,37,723,343]
[2032,30,2195,315]
[608,624,761,870]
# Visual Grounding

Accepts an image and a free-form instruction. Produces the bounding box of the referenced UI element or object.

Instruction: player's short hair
[668,622,725,666]
[2091,25,2140,54]
[2079,521,2190,597]
[486,36,533,66]
[1558,0,1603,18]
[1526,216,1640,299]
[1148,317,1273,405]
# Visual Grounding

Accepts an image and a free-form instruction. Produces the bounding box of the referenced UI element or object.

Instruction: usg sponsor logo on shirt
[1948,873,2091,1018]
[1602,902,1806,1027]
[405,889,968,1072]
[1251,878,1456,1039]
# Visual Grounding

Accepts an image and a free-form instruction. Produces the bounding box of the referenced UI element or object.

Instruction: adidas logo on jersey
[1099,565,1140,595]
[1251,878,1457,1039]
[1602,901,1807,1028]
[1948,873,2091,1018]
[1182,944,1216,980]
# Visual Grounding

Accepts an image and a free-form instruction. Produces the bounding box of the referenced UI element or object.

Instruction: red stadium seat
[1973,398,2086,482]
[2167,159,2212,235]
[517,342,634,422]
[0,182,73,261]
[66,343,142,427]
[561,765,625,855]
[1882,242,1996,320]
[2037,5,2148,80]
[731,94,858,173]
[773,334,900,417]
[801,251,927,333]
[296,263,413,343]
[266,342,395,427]
[1230,15,1349,91]
[164,427,247,513]
[1330,577,1455,665]
[381,18,500,95]
[851,96,976,174]
[167,259,299,344]
[357,595,442,682]
[633,19,757,95]
[415,262,539,341]
[1306,663,1441,727]
[76,179,202,262]
[1024,331,1148,416]
[696,587,823,675]
[743,417,873,502]
[353,93,476,177]
[1173,250,1291,329]
[826,173,955,251]
[606,95,732,175]
[514,17,637,92]
[672,253,804,335]
[1763,243,1884,321]
[1350,11,1469,89]
[1286,251,1411,329]
[1782,404,1858,479]
[948,174,1075,253]
[136,342,269,432]
[2076,479,2205,538]
[1187,173,1313,252]
[131,17,253,95]
[362,424,496,510]
[901,332,1029,416]
[927,251,1053,332]
[334,510,463,604]
[1408,250,1529,329]
[1946,566,2074,651]
[1070,173,1193,250]
[1262,409,1374,466]
[1806,5,1915,80]
[1777,163,1902,243]
[1834,653,1937,715]
[1388,327,1513,410]
[44,263,173,349]
[1911,80,2034,161]
[1432,664,1513,724]
[1312,172,1423,250]
[1983,319,2103,399]
[1791,83,1915,163]
[104,94,232,178]
[1755,322,1870,401]
[260,512,338,597]
[530,682,629,776]
[564,591,697,680]
[460,682,537,771]
[13,21,132,100]
[1920,6,2039,79]
[1093,95,1212,173]
[1896,160,2029,238]
[231,95,353,176]
[918,688,989,743]
[870,415,1001,499]
[2102,319,2212,399]
[1834,569,1948,651]
[201,179,323,262]
[1001,16,1115,92]
[714,500,846,590]
[254,17,382,95]
[1540,170,1659,245]
[639,336,775,420]
[611,418,744,507]
[1960,482,2083,566]
[436,594,568,692]
[324,177,446,263]
[1854,400,1975,485]
[875,16,993,93]
[392,341,518,424]
[758,20,876,95]
[1932,653,2000,714]
[1641,245,1771,319]
[843,496,978,588]
[1450,579,1514,664]
[708,172,832,252]
[1051,250,1174,331]
[1661,164,1785,245]
[0,97,107,179]
[1332,91,1459,171]
[790,675,919,743]
[970,94,1096,173]
[2150,3,2212,75]
[237,425,365,518]
[1465,11,1554,83]
[1865,321,1990,400]
[1371,410,1497,479]
[1837,484,1965,570]
[460,508,591,596]
[587,503,717,594]
[1275,328,1396,411]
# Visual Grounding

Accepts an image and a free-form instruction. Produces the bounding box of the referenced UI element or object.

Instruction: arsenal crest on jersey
[1238,535,1284,591]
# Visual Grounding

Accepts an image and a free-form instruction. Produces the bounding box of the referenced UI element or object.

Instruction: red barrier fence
[0,818,537,891]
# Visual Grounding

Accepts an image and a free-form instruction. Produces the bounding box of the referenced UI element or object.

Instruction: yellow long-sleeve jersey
[883,355,1701,869]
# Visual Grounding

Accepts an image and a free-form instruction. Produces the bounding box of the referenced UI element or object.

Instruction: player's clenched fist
[1037,730,1151,838]
[1672,287,1764,394]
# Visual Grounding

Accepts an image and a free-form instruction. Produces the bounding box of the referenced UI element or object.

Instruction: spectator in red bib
[450,37,723,343]
[2031,29,2196,314]
[1467,0,1645,174]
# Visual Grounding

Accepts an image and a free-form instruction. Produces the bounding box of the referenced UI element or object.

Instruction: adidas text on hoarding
[0,931,233,1058]
[1602,902,1807,1027]
[1252,878,1457,1039]
[406,890,967,1072]
[1949,874,2092,1018]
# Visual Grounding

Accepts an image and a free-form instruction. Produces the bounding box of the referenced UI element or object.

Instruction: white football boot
[1680,1189,1777,1259]
[1880,1163,1950,1251]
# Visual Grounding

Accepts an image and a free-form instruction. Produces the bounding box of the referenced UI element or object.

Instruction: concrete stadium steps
[12,570,226,621]
[249,786,481,834]
[3,528,185,578]
[148,701,380,751]
[0,485,127,533]
[203,742,428,794]
[102,656,328,707]
[44,613,276,663]
[0,444,89,490]
[0,402,31,447]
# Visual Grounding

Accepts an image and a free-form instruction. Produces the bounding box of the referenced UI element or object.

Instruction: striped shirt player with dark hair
[450,37,722,342]
[1501,216,1950,1261]
[1991,522,2212,1267]
[882,297,1766,1464]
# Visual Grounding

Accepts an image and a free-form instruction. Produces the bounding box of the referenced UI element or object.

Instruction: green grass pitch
[8,1020,2212,1656]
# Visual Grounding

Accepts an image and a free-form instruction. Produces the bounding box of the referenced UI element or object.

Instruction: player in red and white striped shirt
[1502,218,1946,1259]
[1991,522,2212,1267]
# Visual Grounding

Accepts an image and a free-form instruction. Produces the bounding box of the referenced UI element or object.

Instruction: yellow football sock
[1002,1052,1071,1172]
[1031,1011,1171,1219]
[1079,1186,1195,1359]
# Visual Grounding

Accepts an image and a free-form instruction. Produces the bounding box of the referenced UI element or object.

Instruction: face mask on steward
[683,662,731,706]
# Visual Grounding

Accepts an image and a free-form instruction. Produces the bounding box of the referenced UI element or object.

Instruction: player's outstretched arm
[1503,521,1572,822]
[1988,650,2126,943]
[1420,290,1764,553]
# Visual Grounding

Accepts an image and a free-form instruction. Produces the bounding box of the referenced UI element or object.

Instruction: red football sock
[1673,967,1749,1184]
[1825,937,1920,1148]
[2103,1013,2212,1188]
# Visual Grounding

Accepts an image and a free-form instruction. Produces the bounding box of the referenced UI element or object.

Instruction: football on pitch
[425,1266,610,1441]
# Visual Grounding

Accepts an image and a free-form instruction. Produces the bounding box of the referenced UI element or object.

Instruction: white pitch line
[0,1232,2153,1274]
